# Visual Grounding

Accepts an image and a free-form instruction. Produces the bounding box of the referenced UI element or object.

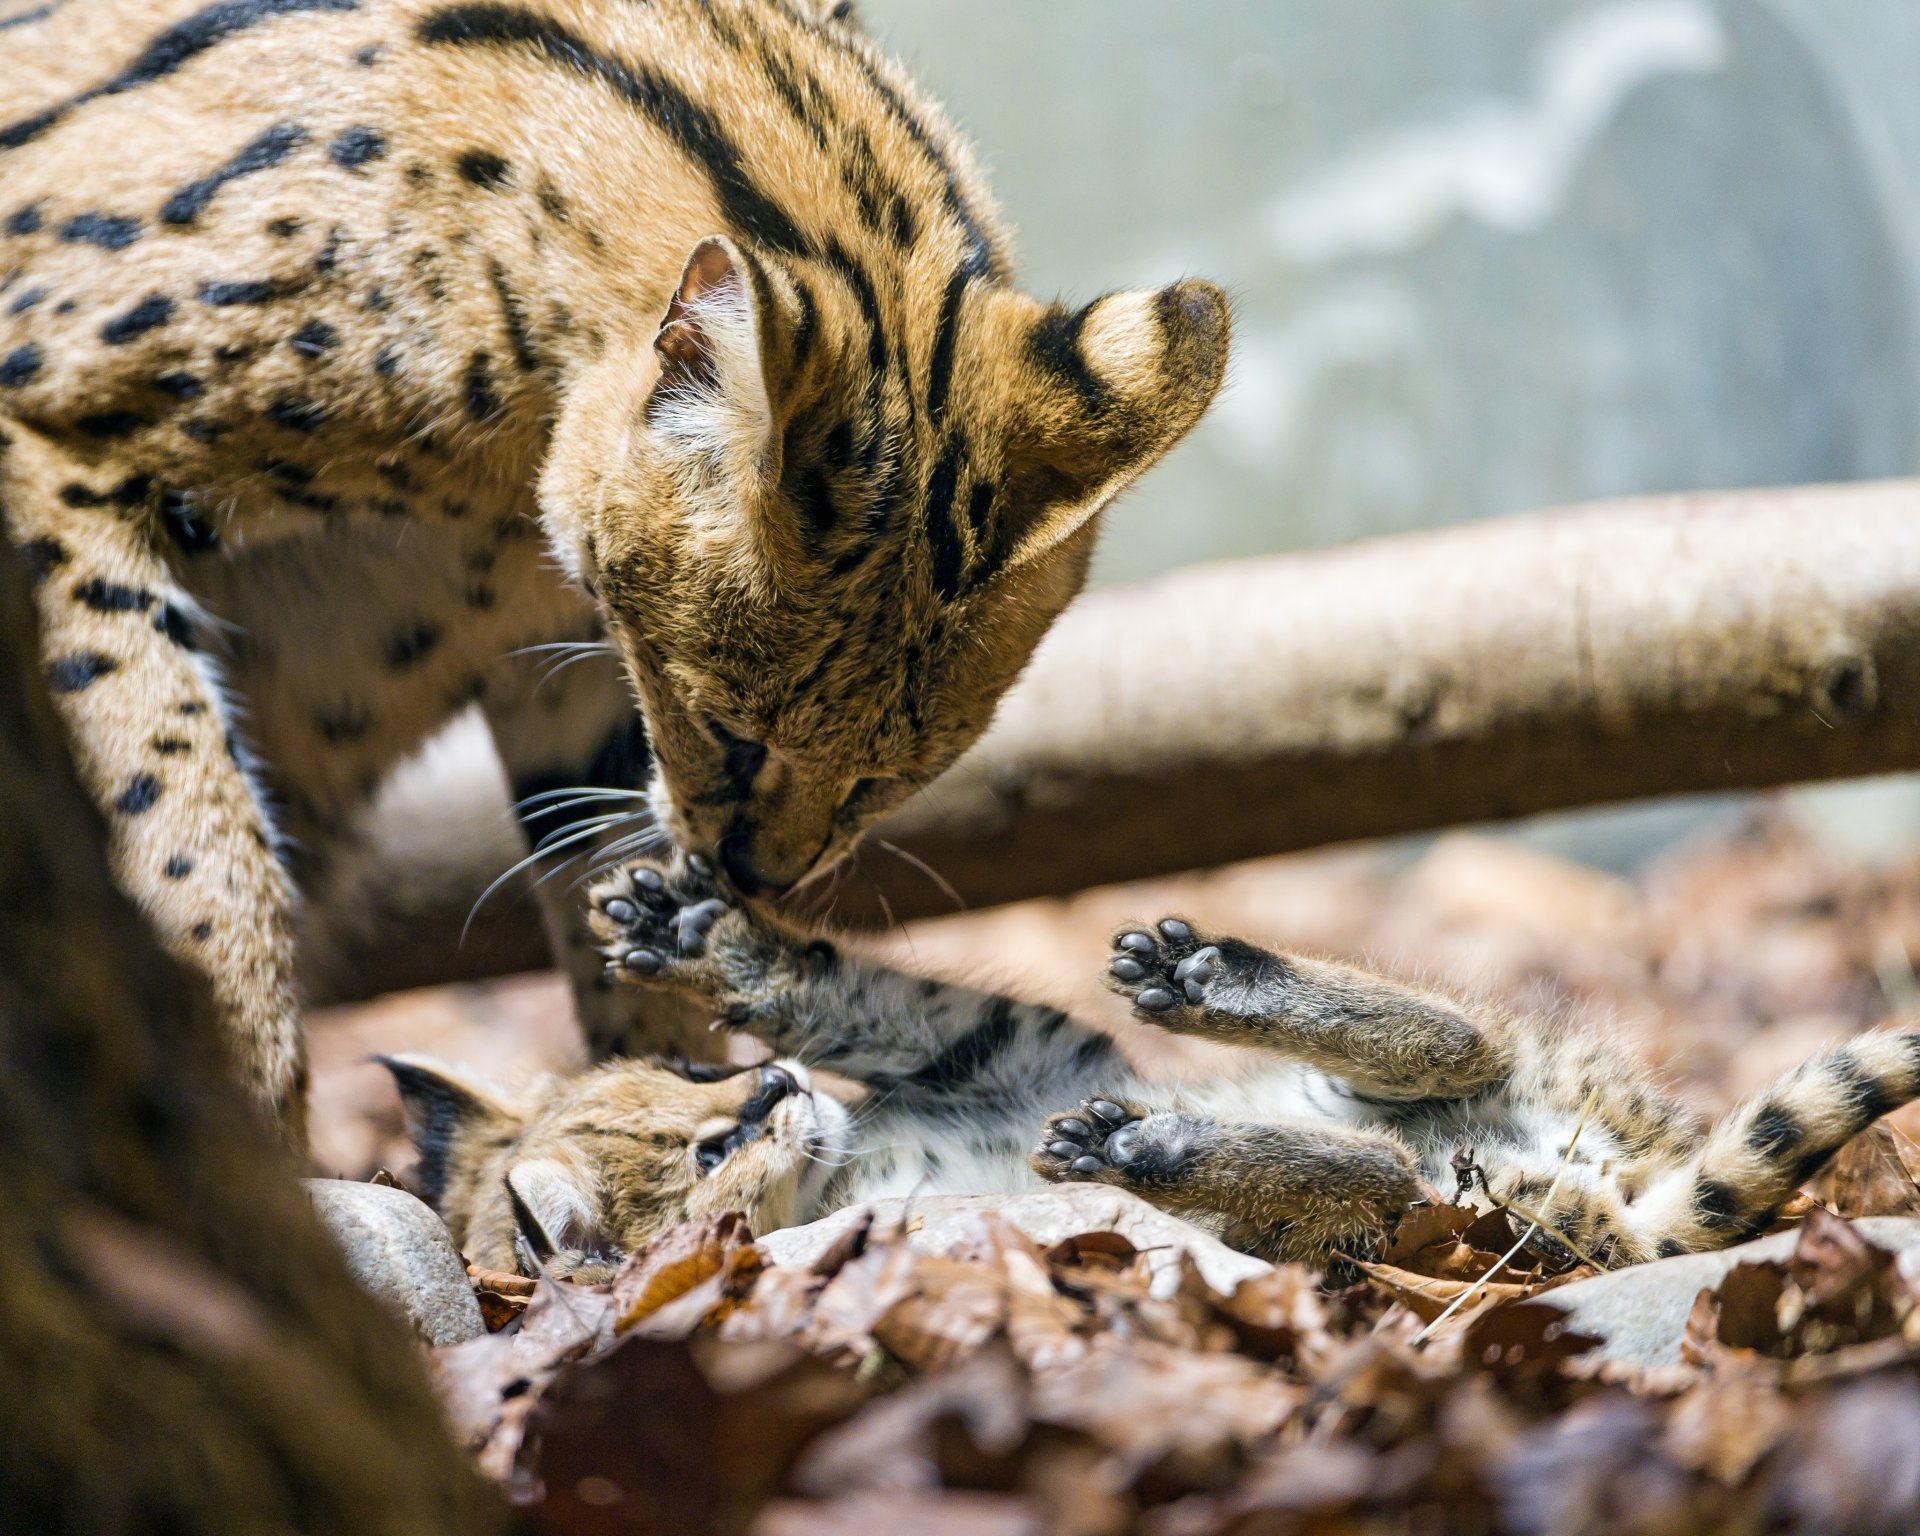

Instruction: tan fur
[0,0,1229,1135]
[384,1053,836,1274]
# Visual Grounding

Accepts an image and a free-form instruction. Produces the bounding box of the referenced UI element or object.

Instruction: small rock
[306,1178,486,1346]
[757,1185,1272,1299]
[1538,1216,1920,1367]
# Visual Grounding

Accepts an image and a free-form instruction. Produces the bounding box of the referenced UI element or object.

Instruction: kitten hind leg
[1032,1097,1427,1267]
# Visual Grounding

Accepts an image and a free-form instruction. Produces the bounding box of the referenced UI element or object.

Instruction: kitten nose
[742,1064,797,1123]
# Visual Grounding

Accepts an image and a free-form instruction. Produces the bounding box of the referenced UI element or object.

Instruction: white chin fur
[769,1060,853,1220]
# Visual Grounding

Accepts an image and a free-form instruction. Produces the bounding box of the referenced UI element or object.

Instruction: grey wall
[863,0,1920,865]
[863,0,1920,573]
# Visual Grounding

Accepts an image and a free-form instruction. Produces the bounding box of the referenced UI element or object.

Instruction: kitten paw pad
[1032,1097,1148,1182]
[588,855,737,979]
[1105,918,1219,1016]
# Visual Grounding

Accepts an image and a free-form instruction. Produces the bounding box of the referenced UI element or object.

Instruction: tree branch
[306,479,1920,999]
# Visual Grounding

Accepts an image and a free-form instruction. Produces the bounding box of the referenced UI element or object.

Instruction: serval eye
[705,718,767,795]
[694,1133,732,1174]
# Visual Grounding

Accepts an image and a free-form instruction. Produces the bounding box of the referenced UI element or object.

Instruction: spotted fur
[0,0,1229,1135]
[392,855,1920,1277]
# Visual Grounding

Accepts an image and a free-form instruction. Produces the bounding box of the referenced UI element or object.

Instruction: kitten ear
[504,1157,608,1272]
[647,236,775,479]
[377,1054,519,1209]
[990,279,1229,576]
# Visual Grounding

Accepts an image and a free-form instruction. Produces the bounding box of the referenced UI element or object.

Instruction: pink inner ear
[654,240,745,391]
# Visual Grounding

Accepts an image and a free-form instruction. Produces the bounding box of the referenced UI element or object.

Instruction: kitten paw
[587,853,742,985]
[1103,917,1220,1022]
[1031,1096,1152,1183]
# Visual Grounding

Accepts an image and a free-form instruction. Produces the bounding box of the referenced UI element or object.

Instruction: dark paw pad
[588,855,734,977]
[1106,917,1219,1016]
[1032,1097,1147,1182]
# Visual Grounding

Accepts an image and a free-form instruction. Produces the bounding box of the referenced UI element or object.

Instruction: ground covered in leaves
[310,809,1920,1533]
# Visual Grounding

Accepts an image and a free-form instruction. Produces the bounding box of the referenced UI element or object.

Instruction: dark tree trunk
[0,533,502,1534]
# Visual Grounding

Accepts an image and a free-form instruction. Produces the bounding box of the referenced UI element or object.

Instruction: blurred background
[861,0,1920,870]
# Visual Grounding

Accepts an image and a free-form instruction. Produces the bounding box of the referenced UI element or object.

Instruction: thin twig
[1412,1086,1601,1346]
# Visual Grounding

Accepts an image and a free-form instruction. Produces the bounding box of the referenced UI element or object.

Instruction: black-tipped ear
[987,280,1230,578]
[376,1054,516,1208]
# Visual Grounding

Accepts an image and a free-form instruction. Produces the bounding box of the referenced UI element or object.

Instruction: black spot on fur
[153,602,197,648]
[329,124,386,169]
[152,736,191,755]
[163,853,194,879]
[162,120,306,224]
[419,5,809,255]
[289,318,337,358]
[1745,1102,1805,1159]
[153,370,204,398]
[60,213,141,250]
[19,537,67,584]
[180,417,227,443]
[190,920,214,942]
[114,774,162,815]
[199,278,280,306]
[463,349,500,421]
[1692,1177,1743,1230]
[1830,1051,1899,1127]
[7,285,47,314]
[0,344,41,386]
[905,998,1020,1095]
[0,0,358,151]
[258,456,313,486]
[267,215,302,237]
[264,395,326,432]
[487,258,540,370]
[455,148,511,188]
[373,342,402,376]
[4,202,43,235]
[160,490,220,553]
[47,653,117,692]
[464,581,495,610]
[384,620,440,669]
[74,577,153,612]
[76,411,146,438]
[100,293,176,344]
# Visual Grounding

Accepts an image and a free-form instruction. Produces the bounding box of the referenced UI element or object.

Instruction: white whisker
[874,837,965,912]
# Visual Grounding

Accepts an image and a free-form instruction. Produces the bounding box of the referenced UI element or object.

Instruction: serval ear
[504,1157,613,1273]
[991,279,1230,575]
[376,1054,519,1208]
[646,236,776,483]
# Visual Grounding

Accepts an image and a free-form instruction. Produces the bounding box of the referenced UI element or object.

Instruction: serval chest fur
[0,0,1229,1140]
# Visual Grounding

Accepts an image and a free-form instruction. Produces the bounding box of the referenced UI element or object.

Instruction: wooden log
[304,479,1920,998]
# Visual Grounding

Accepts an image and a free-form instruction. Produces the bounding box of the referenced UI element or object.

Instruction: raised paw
[1030,1096,1152,1184]
[1103,917,1221,1021]
[586,852,743,987]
